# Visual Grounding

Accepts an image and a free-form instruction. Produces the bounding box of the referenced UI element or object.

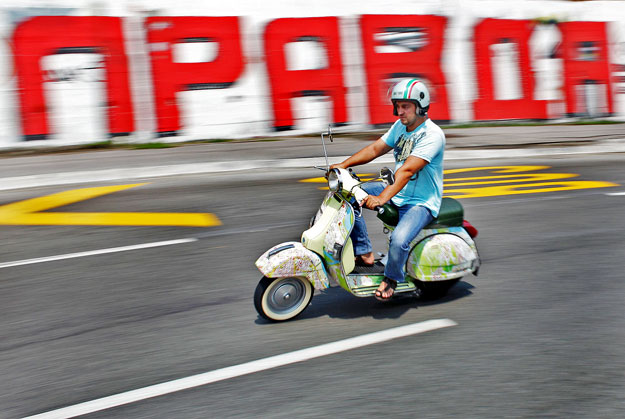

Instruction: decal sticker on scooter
[347,275,379,288]
[409,232,477,281]
[256,242,330,289]
[383,225,479,281]
[323,203,353,256]
[319,201,355,285]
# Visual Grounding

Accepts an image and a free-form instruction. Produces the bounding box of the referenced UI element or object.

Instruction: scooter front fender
[255,242,330,290]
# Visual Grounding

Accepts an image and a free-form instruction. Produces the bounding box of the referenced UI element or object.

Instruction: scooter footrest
[350,282,417,297]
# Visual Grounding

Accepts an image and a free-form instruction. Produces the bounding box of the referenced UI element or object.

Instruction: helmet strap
[393,100,428,117]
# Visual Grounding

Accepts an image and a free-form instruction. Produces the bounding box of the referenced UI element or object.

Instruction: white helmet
[390,79,430,116]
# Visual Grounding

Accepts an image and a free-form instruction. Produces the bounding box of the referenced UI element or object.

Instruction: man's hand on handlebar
[361,195,386,210]
[326,162,347,178]
[329,162,347,171]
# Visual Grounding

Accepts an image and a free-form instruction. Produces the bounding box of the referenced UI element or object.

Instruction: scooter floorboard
[350,261,385,275]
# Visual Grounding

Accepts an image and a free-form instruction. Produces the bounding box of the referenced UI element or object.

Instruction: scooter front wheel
[254,276,313,322]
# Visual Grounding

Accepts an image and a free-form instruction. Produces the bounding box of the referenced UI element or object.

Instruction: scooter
[254,128,480,322]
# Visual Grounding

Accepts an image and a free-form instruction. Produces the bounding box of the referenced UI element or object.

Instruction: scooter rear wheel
[254,276,313,322]
[417,278,460,300]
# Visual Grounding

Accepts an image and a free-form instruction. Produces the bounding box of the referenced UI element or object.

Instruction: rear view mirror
[380,167,395,185]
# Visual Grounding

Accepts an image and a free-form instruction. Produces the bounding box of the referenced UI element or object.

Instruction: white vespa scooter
[254,129,480,322]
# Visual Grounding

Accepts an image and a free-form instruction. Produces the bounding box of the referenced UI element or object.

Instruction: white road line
[606,192,625,196]
[0,238,197,269]
[25,319,457,419]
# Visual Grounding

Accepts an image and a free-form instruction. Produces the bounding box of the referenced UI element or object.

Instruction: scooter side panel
[256,242,330,289]
[321,202,355,290]
[406,227,480,281]
[341,237,356,276]
[302,196,355,290]
[301,193,341,256]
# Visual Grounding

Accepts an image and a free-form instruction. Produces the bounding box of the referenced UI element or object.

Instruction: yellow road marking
[299,165,618,198]
[443,165,551,174]
[444,172,579,187]
[444,180,618,199]
[0,184,221,227]
[442,166,617,198]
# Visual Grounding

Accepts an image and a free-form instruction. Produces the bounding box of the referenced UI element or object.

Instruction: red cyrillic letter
[264,17,347,130]
[146,17,244,136]
[360,15,449,125]
[559,21,614,116]
[12,16,134,140]
[473,18,547,120]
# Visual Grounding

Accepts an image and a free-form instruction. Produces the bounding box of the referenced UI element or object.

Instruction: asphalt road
[1,152,625,418]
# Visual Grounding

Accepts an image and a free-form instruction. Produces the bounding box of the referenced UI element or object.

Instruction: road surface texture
[0,125,624,418]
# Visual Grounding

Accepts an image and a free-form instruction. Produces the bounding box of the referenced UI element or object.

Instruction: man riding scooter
[331,79,445,301]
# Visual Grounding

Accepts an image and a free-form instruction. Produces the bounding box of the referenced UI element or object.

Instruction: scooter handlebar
[360,200,383,214]
[353,188,369,206]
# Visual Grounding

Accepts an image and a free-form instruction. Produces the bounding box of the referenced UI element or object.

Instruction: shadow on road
[254,281,474,324]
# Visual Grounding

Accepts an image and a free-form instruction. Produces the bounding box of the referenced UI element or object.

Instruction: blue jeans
[351,181,434,283]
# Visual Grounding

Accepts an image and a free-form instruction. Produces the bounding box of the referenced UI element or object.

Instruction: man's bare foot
[355,252,375,266]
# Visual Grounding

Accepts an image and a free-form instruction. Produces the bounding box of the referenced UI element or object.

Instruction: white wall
[0,0,624,148]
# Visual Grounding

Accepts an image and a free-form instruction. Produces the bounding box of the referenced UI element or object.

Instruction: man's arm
[331,138,392,170]
[362,155,428,209]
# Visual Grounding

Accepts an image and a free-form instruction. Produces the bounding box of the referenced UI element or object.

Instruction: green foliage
[82,140,114,149]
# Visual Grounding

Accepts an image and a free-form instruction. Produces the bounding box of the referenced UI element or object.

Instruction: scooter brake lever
[348,168,361,181]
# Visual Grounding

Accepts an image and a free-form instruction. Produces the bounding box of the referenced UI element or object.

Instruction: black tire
[254,276,313,322]
[417,278,460,300]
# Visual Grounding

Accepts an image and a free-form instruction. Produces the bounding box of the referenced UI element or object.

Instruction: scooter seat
[376,197,464,228]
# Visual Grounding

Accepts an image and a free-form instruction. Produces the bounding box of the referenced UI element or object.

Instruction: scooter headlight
[327,169,342,192]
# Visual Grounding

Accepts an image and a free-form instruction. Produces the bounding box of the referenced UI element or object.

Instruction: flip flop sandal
[374,278,397,301]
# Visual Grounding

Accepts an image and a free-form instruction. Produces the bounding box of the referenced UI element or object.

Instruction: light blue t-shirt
[381,118,445,217]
